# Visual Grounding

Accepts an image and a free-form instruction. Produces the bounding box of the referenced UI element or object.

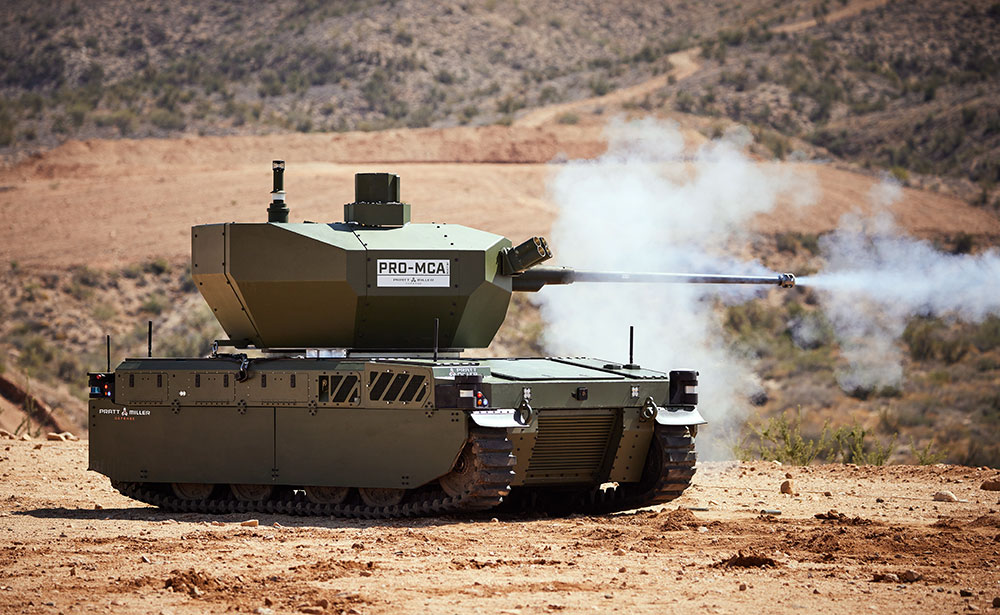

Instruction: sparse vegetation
[736,410,898,466]
[1,1,775,148]
[140,294,167,316]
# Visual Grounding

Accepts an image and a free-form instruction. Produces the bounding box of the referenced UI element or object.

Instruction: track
[501,424,697,514]
[111,425,695,518]
[111,427,515,519]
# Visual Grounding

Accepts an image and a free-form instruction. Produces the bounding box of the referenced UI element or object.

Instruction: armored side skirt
[89,356,704,492]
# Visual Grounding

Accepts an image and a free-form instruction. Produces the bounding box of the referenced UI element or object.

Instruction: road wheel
[230,483,273,502]
[306,486,350,505]
[358,487,405,507]
[172,482,213,501]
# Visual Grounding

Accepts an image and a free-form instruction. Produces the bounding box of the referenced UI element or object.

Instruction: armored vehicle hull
[90,355,702,517]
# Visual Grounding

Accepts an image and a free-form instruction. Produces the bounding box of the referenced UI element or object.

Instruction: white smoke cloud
[799,179,1000,391]
[537,119,999,459]
[538,118,813,459]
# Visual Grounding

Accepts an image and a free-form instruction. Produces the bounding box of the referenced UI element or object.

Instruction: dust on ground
[2,440,998,615]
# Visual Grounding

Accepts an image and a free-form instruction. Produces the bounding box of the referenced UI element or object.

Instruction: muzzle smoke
[539,118,1000,458]
[797,181,1000,392]
[538,118,813,459]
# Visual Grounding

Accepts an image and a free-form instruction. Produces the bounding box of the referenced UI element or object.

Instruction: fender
[654,406,707,426]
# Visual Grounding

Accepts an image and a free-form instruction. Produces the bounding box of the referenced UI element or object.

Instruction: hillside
[647,0,1000,204]
[3,0,998,209]
[0,0,776,149]
[1,0,999,467]
[1,119,998,466]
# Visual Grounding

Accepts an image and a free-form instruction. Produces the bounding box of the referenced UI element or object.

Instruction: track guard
[654,406,707,426]
[470,409,522,428]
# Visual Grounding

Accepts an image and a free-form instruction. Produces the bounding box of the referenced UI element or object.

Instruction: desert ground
[1,439,998,615]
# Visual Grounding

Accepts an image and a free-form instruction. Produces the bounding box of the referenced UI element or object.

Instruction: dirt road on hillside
[1,440,999,615]
[1,126,996,269]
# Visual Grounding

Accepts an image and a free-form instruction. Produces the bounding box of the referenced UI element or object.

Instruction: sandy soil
[2,125,997,270]
[1,439,998,615]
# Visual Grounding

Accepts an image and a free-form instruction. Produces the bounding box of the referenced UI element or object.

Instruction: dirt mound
[291,559,378,579]
[658,507,702,531]
[163,568,222,597]
[717,550,779,568]
[814,509,875,525]
[967,514,1000,528]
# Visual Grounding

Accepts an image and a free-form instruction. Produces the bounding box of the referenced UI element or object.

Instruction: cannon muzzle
[511,267,796,292]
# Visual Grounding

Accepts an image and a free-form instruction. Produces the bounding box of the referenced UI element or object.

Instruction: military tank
[88,163,795,518]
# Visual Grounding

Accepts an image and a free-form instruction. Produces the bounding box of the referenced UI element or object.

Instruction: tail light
[88,372,115,400]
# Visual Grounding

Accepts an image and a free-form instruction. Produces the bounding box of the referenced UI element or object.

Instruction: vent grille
[317,374,359,405]
[525,412,616,482]
[368,370,426,405]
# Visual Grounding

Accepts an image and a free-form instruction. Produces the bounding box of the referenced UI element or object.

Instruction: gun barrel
[511,267,795,292]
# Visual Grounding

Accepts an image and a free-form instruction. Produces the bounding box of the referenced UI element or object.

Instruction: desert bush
[832,424,896,465]
[65,281,94,301]
[0,103,14,147]
[588,77,610,96]
[435,69,455,85]
[67,102,89,127]
[92,302,116,322]
[143,258,170,275]
[57,356,83,383]
[909,437,947,465]
[736,411,834,465]
[156,305,221,357]
[393,30,414,46]
[776,232,798,254]
[70,265,102,288]
[889,165,909,183]
[495,95,525,115]
[140,294,168,316]
[460,105,479,122]
[406,106,433,128]
[149,109,186,131]
[737,410,897,465]
[950,232,974,254]
[22,282,45,302]
[94,109,137,135]
[725,301,783,336]
[18,336,54,372]
[557,112,579,125]
[674,91,695,113]
[971,316,1000,352]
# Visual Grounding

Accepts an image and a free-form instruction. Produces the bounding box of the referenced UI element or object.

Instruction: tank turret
[192,166,793,352]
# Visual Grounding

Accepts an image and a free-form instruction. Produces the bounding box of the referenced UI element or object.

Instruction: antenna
[624,325,639,369]
[147,321,152,358]
[433,318,440,362]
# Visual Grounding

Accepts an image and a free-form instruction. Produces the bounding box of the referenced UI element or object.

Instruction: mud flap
[470,409,522,428]
[654,406,707,426]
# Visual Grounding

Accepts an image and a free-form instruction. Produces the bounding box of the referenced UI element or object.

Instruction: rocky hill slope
[2,0,997,208]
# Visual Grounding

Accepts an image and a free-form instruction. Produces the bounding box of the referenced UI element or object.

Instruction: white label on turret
[376,259,451,287]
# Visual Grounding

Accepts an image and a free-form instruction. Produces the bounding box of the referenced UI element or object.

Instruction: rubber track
[111,427,514,519]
